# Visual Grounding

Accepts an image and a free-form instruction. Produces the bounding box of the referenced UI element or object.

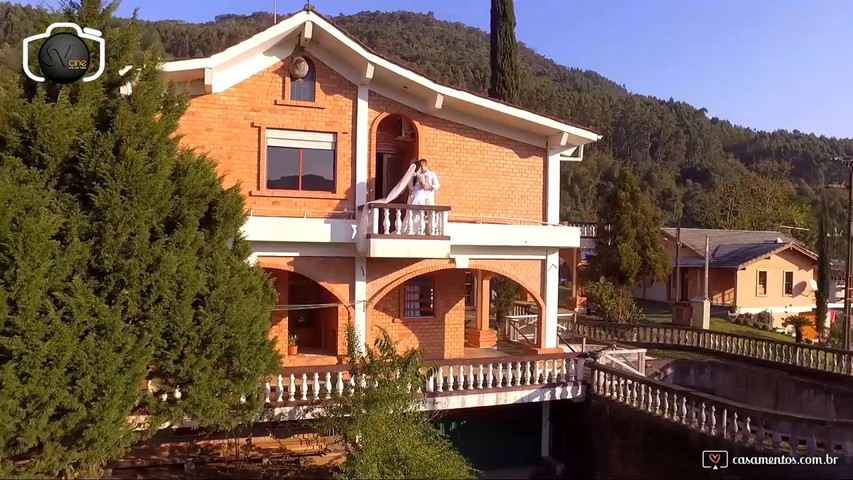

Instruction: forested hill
[2,4,852,249]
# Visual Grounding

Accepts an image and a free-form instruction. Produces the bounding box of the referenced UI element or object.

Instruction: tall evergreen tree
[488,0,520,103]
[816,193,832,340]
[589,168,671,287]
[0,1,278,476]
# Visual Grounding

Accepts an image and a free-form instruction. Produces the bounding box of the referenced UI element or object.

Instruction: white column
[545,149,560,225]
[541,402,551,457]
[354,255,367,354]
[355,85,369,208]
[543,248,559,349]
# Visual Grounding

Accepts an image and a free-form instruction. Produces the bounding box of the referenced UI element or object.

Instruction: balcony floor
[463,341,527,359]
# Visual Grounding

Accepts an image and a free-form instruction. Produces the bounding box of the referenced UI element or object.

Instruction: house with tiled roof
[153,6,601,419]
[632,228,819,327]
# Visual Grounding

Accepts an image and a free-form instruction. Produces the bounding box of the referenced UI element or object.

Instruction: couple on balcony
[407,158,440,206]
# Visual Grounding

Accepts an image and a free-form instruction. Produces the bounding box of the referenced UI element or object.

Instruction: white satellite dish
[808,279,818,291]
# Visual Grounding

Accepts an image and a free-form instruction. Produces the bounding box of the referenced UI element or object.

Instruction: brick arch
[369,112,422,201]
[260,262,353,357]
[367,262,544,313]
[369,111,423,149]
[258,261,352,314]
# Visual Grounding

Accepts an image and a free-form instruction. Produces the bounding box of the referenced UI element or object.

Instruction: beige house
[632,228,818,326]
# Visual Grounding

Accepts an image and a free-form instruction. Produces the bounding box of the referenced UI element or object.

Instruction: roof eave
[159,9,600,146]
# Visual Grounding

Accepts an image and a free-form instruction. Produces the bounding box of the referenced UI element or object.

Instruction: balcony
[240,209,586,258]
[566,222,598,249]
[264,351,586,420]
[363,204,451,258]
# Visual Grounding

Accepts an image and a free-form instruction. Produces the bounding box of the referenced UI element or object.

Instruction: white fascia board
[241,216,356,243]
[447,223,580,248]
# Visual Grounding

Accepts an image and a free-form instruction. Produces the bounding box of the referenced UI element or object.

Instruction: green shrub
[735,313,753,326]
[783,314,814,343]
[756,311,773,329]
[585,281,644,324]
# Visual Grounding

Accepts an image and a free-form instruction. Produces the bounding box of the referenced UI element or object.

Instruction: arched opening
[289,56,316,102]
[373,114,418,201]
[367,265,546,359]
[268,269,346,363]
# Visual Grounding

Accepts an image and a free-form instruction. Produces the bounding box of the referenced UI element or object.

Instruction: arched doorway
[373,114,418,201]
[268,269,346,362]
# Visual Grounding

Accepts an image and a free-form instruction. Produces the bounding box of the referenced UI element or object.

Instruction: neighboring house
[632,228,818,327]
[158,8,600,369]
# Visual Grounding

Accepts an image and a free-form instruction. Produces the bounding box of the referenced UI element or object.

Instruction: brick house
[158,8,600,368]
[632,228,819,327]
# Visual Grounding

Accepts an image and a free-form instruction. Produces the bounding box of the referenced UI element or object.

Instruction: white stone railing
[571,319,853,376]
[566,222,598,238]
[366,203,450,237]
[505,314,539,345]
[266,353,583,406]
[589,363,853,458]
[427,353,582,393]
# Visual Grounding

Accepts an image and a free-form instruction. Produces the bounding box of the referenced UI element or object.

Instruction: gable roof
[660,228,816,268]
[159,8,601,150]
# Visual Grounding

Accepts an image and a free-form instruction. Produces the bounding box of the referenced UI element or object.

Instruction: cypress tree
[816,193,832,340]
[589,168,671,287]
[488,0,520,103]
[0,1,278,476]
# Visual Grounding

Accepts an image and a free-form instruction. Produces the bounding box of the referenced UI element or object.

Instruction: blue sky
[22,0,853,138]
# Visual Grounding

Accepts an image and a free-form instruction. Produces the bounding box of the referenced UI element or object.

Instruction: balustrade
[571,319,853,376]
[589,363,853,458]
[367,204,450,237]
[265,353,583,406]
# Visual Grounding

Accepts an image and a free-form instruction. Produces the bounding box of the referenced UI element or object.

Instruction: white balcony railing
[367,203,450,238]
[566,222,598,238]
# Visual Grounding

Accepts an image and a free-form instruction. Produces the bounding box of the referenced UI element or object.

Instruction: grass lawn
[634,299,794,343]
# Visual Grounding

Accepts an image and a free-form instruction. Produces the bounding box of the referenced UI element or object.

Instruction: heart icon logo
[709,453,721,464]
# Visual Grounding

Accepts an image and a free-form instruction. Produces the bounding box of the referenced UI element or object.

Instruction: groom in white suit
[408,159,440,205]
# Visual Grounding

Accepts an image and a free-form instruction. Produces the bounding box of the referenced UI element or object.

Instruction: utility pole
[830,156,853,350]
[274,0,277,24]
[704,234,710,300]
[674,223,681,302]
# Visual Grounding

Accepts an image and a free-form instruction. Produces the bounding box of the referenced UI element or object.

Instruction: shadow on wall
[371,269,467,359]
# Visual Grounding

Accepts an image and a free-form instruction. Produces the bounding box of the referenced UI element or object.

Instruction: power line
[271,301,365,312]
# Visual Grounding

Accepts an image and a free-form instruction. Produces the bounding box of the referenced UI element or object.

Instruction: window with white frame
[289,57,316,102]
[784,271,794,296]
[403,276,435,318]
[757,270,768,296]
[265,129,335,192]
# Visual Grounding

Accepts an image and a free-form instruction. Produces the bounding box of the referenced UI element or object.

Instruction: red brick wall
[176,54,547,223]
[367,258,543,307]
[369,269,466,359]
[368,91,547,222]
[176,54,357,217]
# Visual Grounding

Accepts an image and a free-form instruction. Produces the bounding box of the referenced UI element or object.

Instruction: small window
[265,129,335,192]
[403,276,435,318]
[464,272,476,309]
[289,58,315,102]
[784,271,794,296]
[757,271,768,296]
